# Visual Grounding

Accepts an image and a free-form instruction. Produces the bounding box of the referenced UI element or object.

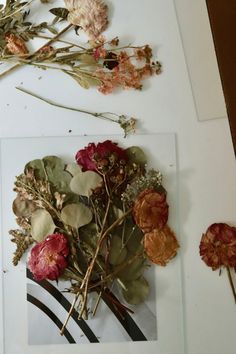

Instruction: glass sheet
[0,134,184,354]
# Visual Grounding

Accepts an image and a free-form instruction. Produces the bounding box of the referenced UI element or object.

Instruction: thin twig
[226,267,236,304]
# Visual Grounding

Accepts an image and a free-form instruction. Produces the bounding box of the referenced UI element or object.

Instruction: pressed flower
[5,33,28,56]
[133,188,169,233]
[28,233,69,281]
[76,140,127,171]
[64,0,109,39]
[200,223,236,270]
[144,226,179,266]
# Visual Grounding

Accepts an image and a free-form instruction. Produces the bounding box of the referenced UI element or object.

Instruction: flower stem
[226,267,236,304]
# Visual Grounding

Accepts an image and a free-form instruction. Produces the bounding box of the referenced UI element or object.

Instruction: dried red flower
[200,223,236,270]
[28,234,69,281]
[144,226,179,266]
[133,189,169,233]
[76,140,127,171]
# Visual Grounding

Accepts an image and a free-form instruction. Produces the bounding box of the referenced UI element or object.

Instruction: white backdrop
[0,1,236,354]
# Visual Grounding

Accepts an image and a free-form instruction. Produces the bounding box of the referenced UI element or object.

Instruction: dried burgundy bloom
[5,33,28,56]
[64,0,109,39]
[76,140,127,171]
[200,223,236,270]
[144,226,179,266]
[28,233,69,281]
[133,188,169,233]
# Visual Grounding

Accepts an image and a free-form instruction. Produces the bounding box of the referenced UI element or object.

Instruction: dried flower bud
[5,33,28,56]
[144,226,179,266]
[133,189,168,233]
[64,0,109,39]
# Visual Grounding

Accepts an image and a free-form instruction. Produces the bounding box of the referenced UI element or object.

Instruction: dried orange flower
[200,223,236,270]
[133,188,169,233]
[64,0,109,39]
[144,226,179,266]
[5,33,28,56]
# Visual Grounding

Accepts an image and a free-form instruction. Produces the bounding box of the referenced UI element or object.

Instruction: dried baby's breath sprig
[122,169,163,205]
[16,86,137,137]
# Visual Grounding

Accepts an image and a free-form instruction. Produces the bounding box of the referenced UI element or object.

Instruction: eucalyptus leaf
[61,203,92,229]
[122,276,149,305]
[70,171,103,197]
[13,196,37,217]
[42,156,72,193]
[78,54,97,65]
[109,235,127,266]
[66,163,82,177]
[125,146,147,166]
[24,159,45,179]
[31,209,55,242]
[117,257,146,281]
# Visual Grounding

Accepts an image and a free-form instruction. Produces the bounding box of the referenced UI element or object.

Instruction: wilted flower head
[76,140,127,171]
[64,0,109,39]
[28,233,69,281]
[200,223,236,270]
[144,226,179,266]
[133,188,168,233]
[5,33,28,56]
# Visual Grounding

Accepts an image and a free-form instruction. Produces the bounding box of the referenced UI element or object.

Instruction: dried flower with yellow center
[144,226,179,266]
[64,0,109,39]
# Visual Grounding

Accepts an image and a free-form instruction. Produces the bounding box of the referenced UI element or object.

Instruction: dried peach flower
[64,0,109,39]
[200,223,236,270]
[5,33,28,56]
[144,226,179,266]
[133,188,169,233]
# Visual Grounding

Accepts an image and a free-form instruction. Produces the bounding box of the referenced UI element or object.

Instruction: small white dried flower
[64,0,109,39]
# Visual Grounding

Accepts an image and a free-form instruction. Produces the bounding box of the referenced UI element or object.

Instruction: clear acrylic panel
[0,134,184,354]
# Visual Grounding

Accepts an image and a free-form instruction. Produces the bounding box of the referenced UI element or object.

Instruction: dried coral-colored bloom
[5,33,28,56]
[133,189,169,233]
[144,226,179,266]
[200,223,236,270]
[64,0,109,39]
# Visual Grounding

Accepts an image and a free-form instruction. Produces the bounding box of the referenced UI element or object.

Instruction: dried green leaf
[49,7,69,19]
[122,276,149,305]
[126,146,147,166]
[61,203,92,229]
[78,54,97,65]
[109,235,127,266]
[13,196,37,217]
[117,257,146,281]
[31,209,55,242]
[24,159,46,179]
[70,171,103,197]
[66,163,82,177]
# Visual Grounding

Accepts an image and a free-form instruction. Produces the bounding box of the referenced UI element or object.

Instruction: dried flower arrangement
[200,223,236,303]
[0,0,161,134]
[9,140,179,335]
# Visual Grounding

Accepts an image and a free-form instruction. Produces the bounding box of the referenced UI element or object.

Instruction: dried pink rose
[200,223,236,270]
[64,0,109,39]
[28,234,69,281]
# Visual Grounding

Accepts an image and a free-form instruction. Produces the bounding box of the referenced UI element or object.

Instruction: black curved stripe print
[27,269,99,343]
[27,293,76,344]
[102,290,147,341]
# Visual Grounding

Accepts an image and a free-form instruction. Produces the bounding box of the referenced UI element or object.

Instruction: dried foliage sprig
[9,140,179,335]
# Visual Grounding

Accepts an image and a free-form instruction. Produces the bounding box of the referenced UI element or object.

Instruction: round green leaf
[31,209,55,242]
[126,146,147,166]
[12,196,37,217]
[122,277,149,305]
[24,159,45,179]
[61,203,92,229]
[109,235,127,266]
[66,163,82,177]
[117,257,146,281]
[70,171,103,197]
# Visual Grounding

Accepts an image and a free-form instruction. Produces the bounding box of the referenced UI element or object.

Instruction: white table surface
[0,1,236,354]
